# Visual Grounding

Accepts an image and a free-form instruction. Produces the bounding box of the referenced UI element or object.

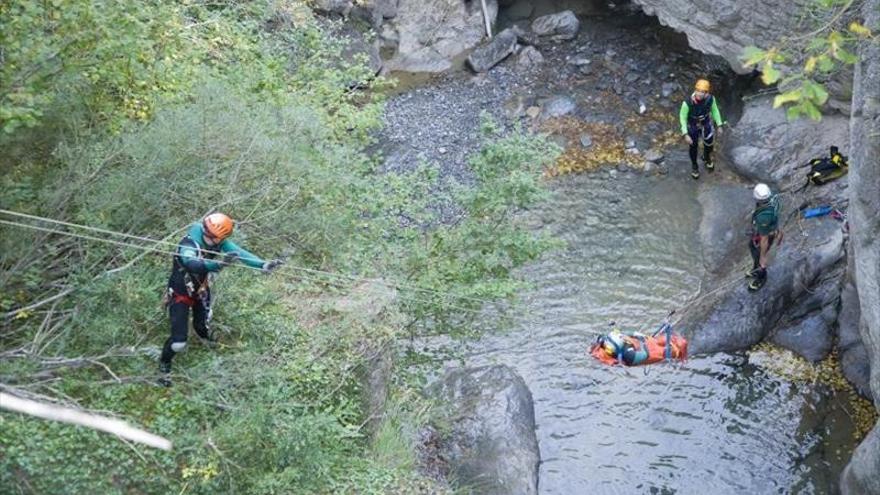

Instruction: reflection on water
[462,170,856,494]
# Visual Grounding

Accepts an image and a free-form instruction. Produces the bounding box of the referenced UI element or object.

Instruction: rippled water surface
[461,171,856,494]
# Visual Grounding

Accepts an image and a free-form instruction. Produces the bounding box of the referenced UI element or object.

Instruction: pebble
[644,149,665,163]
[661,82,678,98]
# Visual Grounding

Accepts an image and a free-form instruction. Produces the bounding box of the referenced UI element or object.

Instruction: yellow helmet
[695,79,711,93]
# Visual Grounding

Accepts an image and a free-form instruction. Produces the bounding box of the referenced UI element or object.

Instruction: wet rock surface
[685,215,845,356]
[723,95,850,185]
[686,92,855,363]
[842,0,880,491]
[628,0,813,73]
[771,314,833,363]
[428,365,539,495]
[838,275,872,400]
[697,185,753,273]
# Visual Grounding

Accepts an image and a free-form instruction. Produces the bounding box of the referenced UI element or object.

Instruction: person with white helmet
[748,184,782,291]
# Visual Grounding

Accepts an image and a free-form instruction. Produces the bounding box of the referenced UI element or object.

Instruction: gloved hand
[684,134,693,145]
[220,251,239,269]
[262,259,284,274]
[716,124,724,137]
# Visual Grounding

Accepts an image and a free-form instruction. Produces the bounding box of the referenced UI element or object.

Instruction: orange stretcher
[589,321,687,366]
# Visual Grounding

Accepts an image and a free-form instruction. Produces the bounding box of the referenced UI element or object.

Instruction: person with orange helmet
[158,213,283,386]
[679,78,726,179]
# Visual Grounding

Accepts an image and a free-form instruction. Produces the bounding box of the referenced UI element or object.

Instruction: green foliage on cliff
[0,2,558,493]
[739,0,876,120]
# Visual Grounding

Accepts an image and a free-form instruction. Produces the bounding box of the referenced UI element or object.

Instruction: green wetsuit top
[177,222,265,274]
[679,93,724,135]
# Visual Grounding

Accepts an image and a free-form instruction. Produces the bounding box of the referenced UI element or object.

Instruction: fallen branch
[0,391,172,451]
[3,288,73,320]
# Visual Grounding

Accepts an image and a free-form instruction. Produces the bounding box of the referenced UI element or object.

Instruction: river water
[460,169,857,494]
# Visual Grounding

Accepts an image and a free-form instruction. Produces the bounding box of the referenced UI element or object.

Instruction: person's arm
[178,240,219,274]
[218,239,265,269]
[679,101,690,135]
[711,98,724,127]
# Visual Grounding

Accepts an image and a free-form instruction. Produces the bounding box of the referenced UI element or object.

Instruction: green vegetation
[740,0,875,120]
[0,1,559,493]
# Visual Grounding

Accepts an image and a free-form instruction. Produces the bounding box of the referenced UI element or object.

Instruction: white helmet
[753,183,771,201]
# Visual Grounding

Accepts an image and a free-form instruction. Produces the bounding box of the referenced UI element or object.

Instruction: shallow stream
[462,170,858,494]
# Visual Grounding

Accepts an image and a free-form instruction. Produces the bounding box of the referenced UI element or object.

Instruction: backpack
[807,146,848,186]
[753,194,781,235]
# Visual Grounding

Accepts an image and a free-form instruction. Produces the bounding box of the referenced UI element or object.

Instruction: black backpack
[807,146,848,186]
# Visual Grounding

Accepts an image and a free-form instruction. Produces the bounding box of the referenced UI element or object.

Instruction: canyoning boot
[196,330,218,349]
[704,159,715,171]
[158,361,172,387]
[745,267,760,278]
[691,164,700,180]
[748,269,767,291]
[748,277,766,291]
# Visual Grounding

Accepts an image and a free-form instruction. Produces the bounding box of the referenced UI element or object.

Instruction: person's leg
[160,301,190,382]
[749,236,761,272]
[687,124,701,178]
[192,290,214,342]
[702,121,715,169]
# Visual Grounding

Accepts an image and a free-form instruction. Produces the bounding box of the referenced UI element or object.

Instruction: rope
[0,215,607,334]
[0,209,747,338]
[0,209,549,310]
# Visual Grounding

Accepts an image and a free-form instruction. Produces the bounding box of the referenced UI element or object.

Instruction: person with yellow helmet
[158,213,283,386]
[679,78,726,179]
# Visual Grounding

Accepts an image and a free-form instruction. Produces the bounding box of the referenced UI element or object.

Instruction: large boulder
[628,1,852,111]
[841,424,880,495]
[382,0,498,72]
[842,0,880,492]
[530,10,580,41]
[838,275,873,400]
[429,365,539,495]
[724,95,850,185]
[338,26,384,77]
[771,314,833,362]
[313,0,354,16]
[467,28,518,73]
[686,217,845,356]
[516,45,544,70]
[627,0,807,74]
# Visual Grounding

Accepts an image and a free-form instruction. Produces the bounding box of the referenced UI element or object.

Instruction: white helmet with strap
[753,183,771,201]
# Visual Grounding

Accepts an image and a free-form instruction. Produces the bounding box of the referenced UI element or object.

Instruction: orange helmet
[695,79,711,93]
[203,213,234,241]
